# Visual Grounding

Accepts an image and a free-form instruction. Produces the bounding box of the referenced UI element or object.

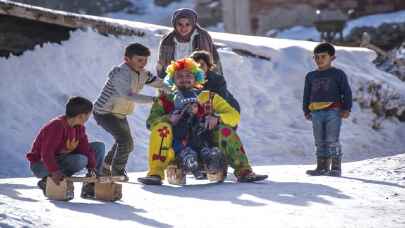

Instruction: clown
[138,58,268,185]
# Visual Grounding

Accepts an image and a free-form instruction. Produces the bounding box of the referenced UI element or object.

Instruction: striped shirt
[94,63,168,117]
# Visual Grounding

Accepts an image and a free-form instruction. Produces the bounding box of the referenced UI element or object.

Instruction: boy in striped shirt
[93,43,170,180]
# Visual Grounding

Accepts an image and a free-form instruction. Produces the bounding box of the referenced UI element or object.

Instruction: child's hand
[65,138,79,152]
[205,115,219,130]
[340,110,350,119]
[304,113,312,120]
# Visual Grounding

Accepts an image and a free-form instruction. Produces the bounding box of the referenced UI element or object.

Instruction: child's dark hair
[65,96,93,118]
[190,50,215,70]
[125,43,151,58]
[314,42,335,56]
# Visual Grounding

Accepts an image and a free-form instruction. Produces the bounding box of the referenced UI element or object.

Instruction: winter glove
[340,110,350,119]
[304,113,312,120]
[50,170,65,185]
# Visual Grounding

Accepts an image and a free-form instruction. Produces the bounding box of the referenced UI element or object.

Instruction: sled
[166,164,227,185]
[45,176,126,201]
[166,164,186,185]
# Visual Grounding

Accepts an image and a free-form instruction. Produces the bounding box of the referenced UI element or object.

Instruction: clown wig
[164,58,205,88]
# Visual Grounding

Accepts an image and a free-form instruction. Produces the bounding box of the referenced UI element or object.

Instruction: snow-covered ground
[1,154,404,228]
[1,4,405,227]
[275,10,405,41]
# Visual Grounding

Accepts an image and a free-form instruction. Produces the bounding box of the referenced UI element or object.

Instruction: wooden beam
[0,0,145,37]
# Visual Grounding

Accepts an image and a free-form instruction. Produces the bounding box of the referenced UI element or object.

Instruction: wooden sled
[45,176,126,201]
[166,164,186,185]
[166,164,227,185]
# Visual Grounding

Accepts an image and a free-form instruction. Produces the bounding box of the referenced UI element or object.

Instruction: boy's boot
[81,183,95,199]
[330,155,342,177]
[138,175,163,185]
[81,172,96,199]
[37,177,47,196]
[306,157,331,176]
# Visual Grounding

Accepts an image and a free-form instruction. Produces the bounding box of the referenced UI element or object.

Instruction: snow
[1,155,404,228]
[276,10,405,41]
[1,4,405,228]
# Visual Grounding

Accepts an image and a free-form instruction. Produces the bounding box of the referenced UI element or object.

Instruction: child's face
[125,55,148,72]
[75,112,91,126]
[196,59,209,73]
[175,18,193,37]
[314,52,335,70]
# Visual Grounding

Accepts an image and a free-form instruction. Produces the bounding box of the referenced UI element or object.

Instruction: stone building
[196,0,405,35]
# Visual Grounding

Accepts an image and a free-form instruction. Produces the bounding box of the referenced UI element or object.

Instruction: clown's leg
[214,125,252,178]
[146,122,175,180]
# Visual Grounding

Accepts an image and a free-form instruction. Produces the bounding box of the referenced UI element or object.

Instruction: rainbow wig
[164,58,205,88]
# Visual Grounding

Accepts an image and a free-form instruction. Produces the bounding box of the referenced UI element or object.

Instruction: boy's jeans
[30,142,105,178]
[93,113,134,175]
[311,109,342,158]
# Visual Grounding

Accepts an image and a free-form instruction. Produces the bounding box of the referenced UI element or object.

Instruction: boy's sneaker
[138,175,162,185]
[101,162,112,176]
[80,183,95,199]
[238,172,268,183]
[112,169,129,182]
[37,177,47,196]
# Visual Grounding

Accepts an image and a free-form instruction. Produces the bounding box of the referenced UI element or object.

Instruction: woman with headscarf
[156,8,223,78]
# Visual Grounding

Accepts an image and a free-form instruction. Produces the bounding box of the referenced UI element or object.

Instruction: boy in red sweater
[26,96,105,198]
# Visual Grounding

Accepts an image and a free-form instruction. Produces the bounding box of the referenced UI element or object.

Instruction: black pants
[94,113,134,175]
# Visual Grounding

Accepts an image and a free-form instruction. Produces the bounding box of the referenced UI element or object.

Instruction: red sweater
[26,116,96,172]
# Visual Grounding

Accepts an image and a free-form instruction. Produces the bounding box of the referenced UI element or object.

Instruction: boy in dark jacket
[190,50,240,113]
[303,43,352,177]
[26,96,105,197]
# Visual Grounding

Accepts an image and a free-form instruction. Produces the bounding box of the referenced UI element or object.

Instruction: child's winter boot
[306,157,331,176]
[330,155,342,177]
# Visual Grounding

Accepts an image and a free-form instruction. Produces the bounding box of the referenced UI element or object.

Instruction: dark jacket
[303,67,352,114]
[204,70,240,113]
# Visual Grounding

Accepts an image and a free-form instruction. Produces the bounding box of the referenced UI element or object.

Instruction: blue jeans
[30,142,105,178]
[311,109,342,158]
